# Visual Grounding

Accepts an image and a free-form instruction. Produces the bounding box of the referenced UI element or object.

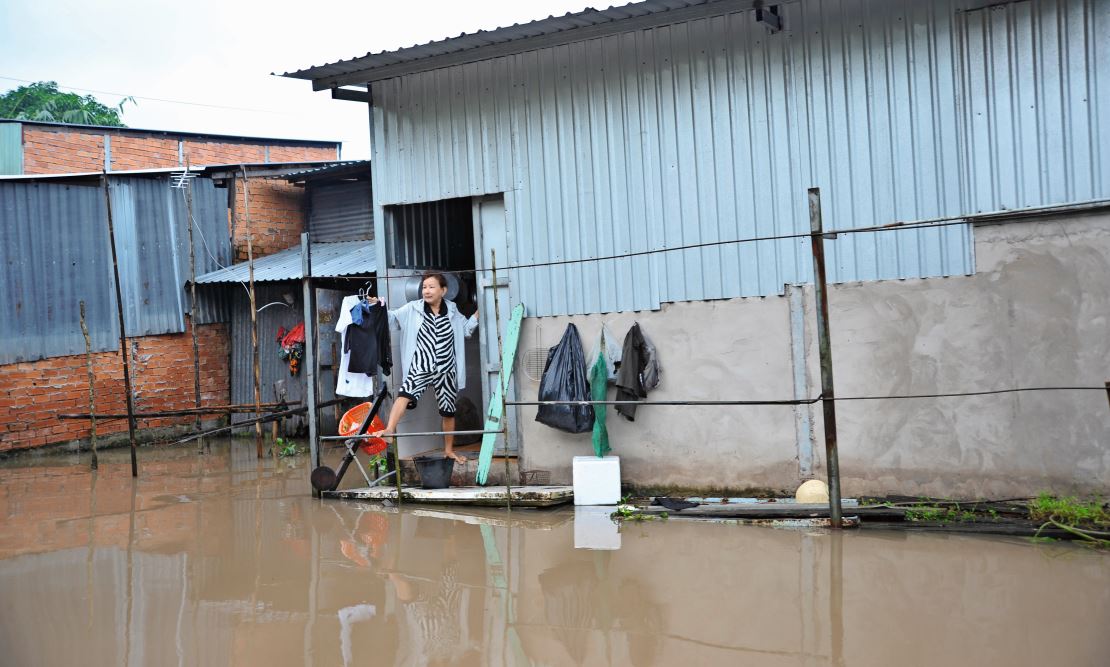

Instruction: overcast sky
[0,0,594,160]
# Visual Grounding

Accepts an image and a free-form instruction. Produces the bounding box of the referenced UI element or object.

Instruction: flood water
[0,441,1107,667]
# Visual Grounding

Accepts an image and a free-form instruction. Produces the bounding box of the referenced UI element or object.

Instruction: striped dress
[397,303,459,415]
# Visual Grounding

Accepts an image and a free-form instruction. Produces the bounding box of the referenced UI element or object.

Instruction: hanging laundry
[589,349,611,456]
[278,323,306,376]
[615,322,661,421]
[335,295,388,398]
[588,323,622,383]
[345,300,392,376]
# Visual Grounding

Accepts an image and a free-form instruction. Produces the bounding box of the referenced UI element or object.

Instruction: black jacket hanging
[344,303,392,376]
[615,322,661,421]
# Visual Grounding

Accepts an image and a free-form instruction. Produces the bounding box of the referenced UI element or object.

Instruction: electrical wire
[334,216,981,284]
[0,74,295,116]
[331,199,1108,283]
[506,385,1109,407]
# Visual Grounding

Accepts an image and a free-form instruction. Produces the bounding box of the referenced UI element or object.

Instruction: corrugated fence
[0,175,231,364]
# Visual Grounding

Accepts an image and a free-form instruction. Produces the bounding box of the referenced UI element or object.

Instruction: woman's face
[421,278,448,305]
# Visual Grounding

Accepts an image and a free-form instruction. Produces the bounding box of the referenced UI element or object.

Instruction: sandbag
[535,324,595,433]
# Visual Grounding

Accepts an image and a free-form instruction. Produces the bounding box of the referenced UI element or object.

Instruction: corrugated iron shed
[0,174,231,364]
[194,241,376,284]
[289,0,1107,317]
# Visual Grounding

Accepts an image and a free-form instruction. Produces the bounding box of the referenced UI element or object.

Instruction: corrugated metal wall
[389,197,474,269]
[370,0,1107,316]
[0,181,118,363]
[0,122,22,175]
[0,175,232,364]
[230,282,308,432]
[307,180,373,241]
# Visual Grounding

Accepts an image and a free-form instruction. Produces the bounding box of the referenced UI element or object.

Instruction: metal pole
[808,187,843,527]
[492,250,511,508]
[79,301,98,470]
[185,166,203,433]
[243,167,263,458]
[1105,381,1109,412]
[102,173,139,477]
[320,429,504,440]
[300,233,320,475]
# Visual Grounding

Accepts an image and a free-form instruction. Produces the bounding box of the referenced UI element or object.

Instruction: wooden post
[808,188,843,527]
[243,167,264,458]
[185,164,203,433]
[79,301,98,470]
[300,233,320,474]
[102,173,139,477]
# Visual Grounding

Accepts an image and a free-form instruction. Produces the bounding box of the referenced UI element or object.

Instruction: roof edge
[285,0,760,90]
[1,118,342,147]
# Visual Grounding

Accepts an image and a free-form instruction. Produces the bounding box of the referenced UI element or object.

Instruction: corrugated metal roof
[194,240,376,284]
[283,0,753,87]
[0,161,352,182]
[282,160,371,182]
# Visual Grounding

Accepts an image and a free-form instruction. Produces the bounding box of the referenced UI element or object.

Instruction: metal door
[472,195,520,453]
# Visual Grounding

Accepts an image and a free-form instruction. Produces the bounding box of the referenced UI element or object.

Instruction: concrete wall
[516,211,1110,498]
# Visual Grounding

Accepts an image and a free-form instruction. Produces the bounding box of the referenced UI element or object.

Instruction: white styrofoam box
[574,505,621,550]
[572,455,621,505]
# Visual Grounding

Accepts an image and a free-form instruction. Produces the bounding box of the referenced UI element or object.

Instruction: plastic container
[413,455,455,489]
[572,456,621,505]
[338,402,387,456]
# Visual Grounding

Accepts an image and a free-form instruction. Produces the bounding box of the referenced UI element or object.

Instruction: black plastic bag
[535,324,595,433]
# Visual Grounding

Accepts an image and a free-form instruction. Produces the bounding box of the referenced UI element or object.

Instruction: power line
[506,385,1110,407]
[333,215,979,284]
[343,198,1105,282]
[0,74,295,116]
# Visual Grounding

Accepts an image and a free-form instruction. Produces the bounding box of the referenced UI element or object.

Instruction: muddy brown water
[0,441,1107,666]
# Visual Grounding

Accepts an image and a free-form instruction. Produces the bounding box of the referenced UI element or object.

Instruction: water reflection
[0,441,1107,666]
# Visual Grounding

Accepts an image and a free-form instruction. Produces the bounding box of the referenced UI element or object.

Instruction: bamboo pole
[242,167,264,458]
[60,403,298,420]
[184,162,203,433]
[102,173,139,477]
[79,301,98,470]
[808,187,843,527]
[166,397,344,445]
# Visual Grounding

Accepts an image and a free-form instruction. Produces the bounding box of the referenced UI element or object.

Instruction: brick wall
[20,125,337,175]
[5,124,337,453]
[0,321,229,453]
[232,178,305,260]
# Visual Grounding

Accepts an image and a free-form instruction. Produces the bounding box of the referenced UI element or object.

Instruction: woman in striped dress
[370,273,478,463]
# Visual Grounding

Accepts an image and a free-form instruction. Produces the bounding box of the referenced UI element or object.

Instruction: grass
[1028,493,1109,549]
[1028,493,1108,526]
[904,501,980,524]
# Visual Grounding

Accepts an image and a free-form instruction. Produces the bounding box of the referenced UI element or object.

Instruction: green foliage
[275,437,300,458]
[1029,493,1108,527]
[905,504,976,523]
[0,81,133,127]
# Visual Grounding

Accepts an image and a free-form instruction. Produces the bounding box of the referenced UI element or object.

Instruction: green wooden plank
[476,303,525,484]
